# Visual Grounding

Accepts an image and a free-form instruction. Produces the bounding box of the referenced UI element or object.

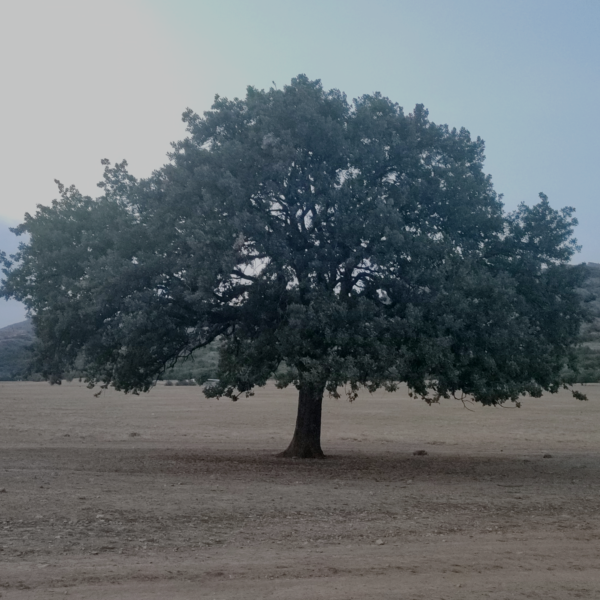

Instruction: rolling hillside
[0,319,35,380]
[573,262,600,382]
[0,318,220,383]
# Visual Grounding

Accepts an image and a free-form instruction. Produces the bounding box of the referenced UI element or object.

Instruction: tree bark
[278,381,326,459]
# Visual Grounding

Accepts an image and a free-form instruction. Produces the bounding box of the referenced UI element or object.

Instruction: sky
[1,0,599,328]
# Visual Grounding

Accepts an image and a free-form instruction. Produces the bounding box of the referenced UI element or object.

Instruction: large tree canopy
[1,75,588,457]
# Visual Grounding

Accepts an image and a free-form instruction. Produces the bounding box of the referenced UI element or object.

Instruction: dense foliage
[0,76,589,455]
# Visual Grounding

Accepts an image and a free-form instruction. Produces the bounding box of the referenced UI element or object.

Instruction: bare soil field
[0,381,599,599]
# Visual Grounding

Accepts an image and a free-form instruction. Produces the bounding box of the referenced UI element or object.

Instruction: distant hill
[571,262,600,383]
[579,262,600,339]
[0,319,35,380]
[158,343,221,383]
[0,318,220,383]
[2,263,600,383]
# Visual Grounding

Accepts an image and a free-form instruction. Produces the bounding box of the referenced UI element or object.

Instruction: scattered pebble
[129,432,140,437]
[375,539,384,545]
[543,454,553,458]
[0,488,6,493]
[413,450,428,456]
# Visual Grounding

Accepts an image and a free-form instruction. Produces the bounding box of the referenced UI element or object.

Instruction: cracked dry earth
[0,382,599,599]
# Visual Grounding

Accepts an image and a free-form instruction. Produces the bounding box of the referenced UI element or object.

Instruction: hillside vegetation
[158,344,220,383]
[2,263,600,383]
[0,319,35,380]
[0,318,221,383]
[570,262,600,383]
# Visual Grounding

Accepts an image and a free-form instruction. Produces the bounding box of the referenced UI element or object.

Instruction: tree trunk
[278,381,326,459]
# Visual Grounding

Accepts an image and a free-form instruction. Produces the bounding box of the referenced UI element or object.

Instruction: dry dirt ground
[0,381,599,599]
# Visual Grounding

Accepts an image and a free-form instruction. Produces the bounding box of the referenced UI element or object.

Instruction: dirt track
[0,381,599,599]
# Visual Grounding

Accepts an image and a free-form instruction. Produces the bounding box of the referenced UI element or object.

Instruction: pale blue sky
[1,0,599,327]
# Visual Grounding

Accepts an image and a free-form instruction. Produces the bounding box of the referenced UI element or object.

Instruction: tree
[1,75,588,458]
